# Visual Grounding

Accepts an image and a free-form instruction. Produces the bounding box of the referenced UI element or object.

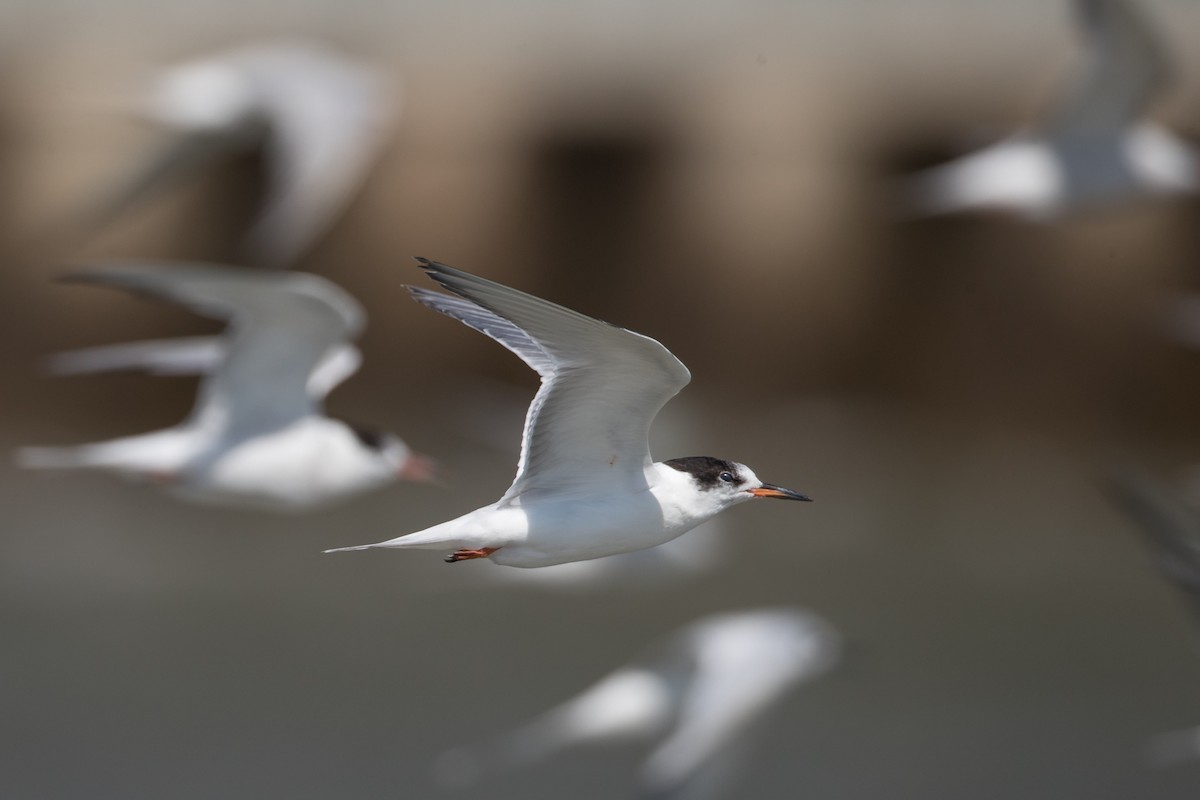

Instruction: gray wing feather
[1045,0,1169,136]
[237,44,393,266]
[410,258,690,501]
[48,336,225,376]
[64,263,363,436]
[407,287,556,375]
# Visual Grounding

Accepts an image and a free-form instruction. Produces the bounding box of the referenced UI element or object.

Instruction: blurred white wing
[907,138,1062,216]
[639,610,840,798]
[433,608,839,798]
[1044,0,1169,137]
[63,263,364,437]
[409,258,691,502]
[434,667,672,789]
[231,43,396,266]
[87,41,393,267]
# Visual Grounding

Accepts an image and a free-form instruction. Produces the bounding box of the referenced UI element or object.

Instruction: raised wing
[409,258,691,501]
[433,666,672,791]
[640,610,839,798]
[1044,0,1170,137]
[64,263,363,438]
[236,43,395,266]
[75,130,248,237]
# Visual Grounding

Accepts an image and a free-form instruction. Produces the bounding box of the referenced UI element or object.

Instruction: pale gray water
[4,395,1200,799]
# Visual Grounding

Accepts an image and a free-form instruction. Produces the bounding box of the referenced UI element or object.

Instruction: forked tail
[323,543,384,554]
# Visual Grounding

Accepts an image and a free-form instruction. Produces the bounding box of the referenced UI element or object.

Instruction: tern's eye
[719,471,735,483]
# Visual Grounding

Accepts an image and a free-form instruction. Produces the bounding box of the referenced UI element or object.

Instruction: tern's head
[663,456,810,512]
[350,425,437,484]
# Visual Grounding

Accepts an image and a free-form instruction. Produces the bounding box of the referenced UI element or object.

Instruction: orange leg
[445,547,498,563]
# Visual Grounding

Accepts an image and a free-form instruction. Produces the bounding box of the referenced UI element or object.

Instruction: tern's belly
[177,426,385,510]
[490,495,694,568]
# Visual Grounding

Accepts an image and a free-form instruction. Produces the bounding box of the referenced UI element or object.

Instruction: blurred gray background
[4,0,1200,797]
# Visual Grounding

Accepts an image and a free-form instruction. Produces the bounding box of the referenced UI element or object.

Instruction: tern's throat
[649,461,734,529]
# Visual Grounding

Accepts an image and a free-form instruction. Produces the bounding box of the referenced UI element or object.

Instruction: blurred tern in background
[906,0,1196,218]
[1108,468,1200,631]
[1107,468,1200,763]
[435,608,840,800]
[19,263,433,511]
[326,258,811,567]
[87,40,394,266]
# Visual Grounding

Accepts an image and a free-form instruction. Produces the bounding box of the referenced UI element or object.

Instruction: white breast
[176,418,388,510]
[1125,123,1199,194]
[488,466,716,568]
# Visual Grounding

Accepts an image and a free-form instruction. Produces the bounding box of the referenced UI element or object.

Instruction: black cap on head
[664,456,742,490]
[350,424,387,452]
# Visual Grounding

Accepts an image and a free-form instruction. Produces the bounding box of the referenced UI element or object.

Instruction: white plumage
[91,40,395,266]
[435,608,840,799]
[326,259,809,567]
[907,0,1197,218]
[19,263,430,511]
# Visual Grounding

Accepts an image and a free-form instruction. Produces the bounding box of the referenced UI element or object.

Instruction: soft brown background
[4,1,1200,798]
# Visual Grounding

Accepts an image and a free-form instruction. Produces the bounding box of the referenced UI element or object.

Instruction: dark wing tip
[412,257,459,278]
[414,256,455,275]
[410,257,482,301]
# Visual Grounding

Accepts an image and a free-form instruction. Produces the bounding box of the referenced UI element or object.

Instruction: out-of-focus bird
[86,40,395,266]
[1106,467,1200,763]
[1108,467,1200,628]
[326,259,810,567]
[18,263,433,511]
[434,608,840,800]
[906,0,1196,218]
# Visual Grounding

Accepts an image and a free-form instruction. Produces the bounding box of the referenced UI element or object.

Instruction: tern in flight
[20,263,432,511]
[435,608,840,799]
[906,0,1197,218]
[87,40,394,266]
[327,259,810,567]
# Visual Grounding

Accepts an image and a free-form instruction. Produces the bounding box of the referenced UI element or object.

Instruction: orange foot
[445,547,498,563]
